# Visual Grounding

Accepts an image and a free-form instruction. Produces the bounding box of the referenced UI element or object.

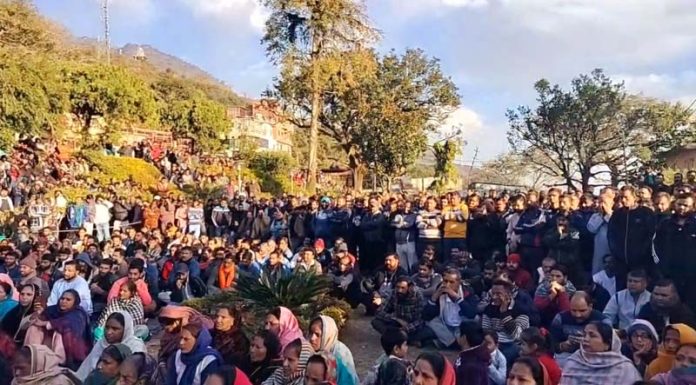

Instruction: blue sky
[34,0,696,163]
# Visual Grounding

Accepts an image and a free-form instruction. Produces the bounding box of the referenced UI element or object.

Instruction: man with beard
[47,260,92,314]
[481,278,530,363]
[504,253,534,293]
[534,264,577,326]
[371,276,425,342]
[637,279,696,335]
[18,256,48,295]
[287,197,308,251]
[362,253,407,315]
[410,259,442,298]
[89,258,116,317]
[328,254,361,308]
[654,194,696,311]
[505,194,526,253]
[359,197,387,273]
[608,186,656,284]
[550,291,610,365]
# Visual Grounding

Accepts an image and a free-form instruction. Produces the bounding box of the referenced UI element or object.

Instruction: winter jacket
[391,212,417,244]
[514,207,545,247]
[313,209,333,240]
[454,344,490,385]
[542,225,581,267]
[607,206,655,269]
[654,216,696,301]
[212,205,233,227]
[602,288,651,330]
[416,209,442,240]
[112,201,130,221]
[360,211,387,244]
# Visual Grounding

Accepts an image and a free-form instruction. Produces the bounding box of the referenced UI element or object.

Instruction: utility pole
[465,146,479,190]
[101,0,110,64]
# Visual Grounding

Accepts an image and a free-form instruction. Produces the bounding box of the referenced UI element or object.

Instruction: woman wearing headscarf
[0,281,18,321]
[412,352,456,385]
[1,283,40,344]
[507,357,551,385]
[307,315,358,385]
[11,344,81,385]
[560,321,641,385]
[118,353,158,385]
[77,311,147,380]
[23,289,92,371]
[650,343,696,385]
[165,323,222,385]
[621,320,659,376]
[95,281,145,333]
[645,324,696,380]
[304,353,338,385]
[211,306,250,371]
[84,344,133,385]
[158,305,215,365]
[247,330,283,385]
[0,274,18,301]
[262,338,314,385]
[264,307,303,351]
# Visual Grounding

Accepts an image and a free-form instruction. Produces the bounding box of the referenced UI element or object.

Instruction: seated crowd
[0,165,695,385]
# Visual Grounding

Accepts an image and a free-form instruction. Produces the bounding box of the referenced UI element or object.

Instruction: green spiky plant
[235,271,331,311]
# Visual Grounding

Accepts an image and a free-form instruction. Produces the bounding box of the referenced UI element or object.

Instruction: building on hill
[665,143,696,170]
[227,100,294,153]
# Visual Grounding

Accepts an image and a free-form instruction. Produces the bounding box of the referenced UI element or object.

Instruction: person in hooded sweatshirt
[453,321,490,385]
[607,186,656,286]
[645,323,696,380]
[621,320,659,377]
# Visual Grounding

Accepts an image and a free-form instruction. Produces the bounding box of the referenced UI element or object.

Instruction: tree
[152,75,230,153]
[0,0,64,52]
[248,150,297,194]
[473,152,549,189]
[262,0,379,192]
[431,140,460,191]
[507,69,626,190]
[64,63,159,132]
[0,50,67,148]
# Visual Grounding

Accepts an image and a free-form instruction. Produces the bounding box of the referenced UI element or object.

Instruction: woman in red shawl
[413,352,455,385]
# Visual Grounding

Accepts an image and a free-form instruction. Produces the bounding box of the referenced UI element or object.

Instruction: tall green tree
[0,0,63,52]
[262,0,379,192]
[64,63,159,132]
[0,51,67,148]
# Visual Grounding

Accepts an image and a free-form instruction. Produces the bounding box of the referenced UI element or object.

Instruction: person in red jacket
[505,254,534,293]
[519,327,561,385]
[533,265,576,326]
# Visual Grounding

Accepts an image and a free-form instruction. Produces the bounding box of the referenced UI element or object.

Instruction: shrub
[81,150,162,188]
[248,151,295,196]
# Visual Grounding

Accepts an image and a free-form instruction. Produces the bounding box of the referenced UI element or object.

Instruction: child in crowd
[362,328,411,385]
[483,330,506,385]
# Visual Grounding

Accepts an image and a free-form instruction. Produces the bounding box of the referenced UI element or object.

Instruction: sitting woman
[165,324,222,385]
[203,365,253,385]
[118,353,158,385]
[23,289,92,371]
[0,281,18,322]
[304,354,338,385]
[307,316,358,385]
[650,343,696,385]
[264,307,303,352]
[621,320,659,377]
[95,281,145,340]
[412,352,456,385]
[11,345,81,385]
[211,306,250,370]
[77,311,147,380]
[157,305,214,366]
[1,283,40,344]
[560,321,641,385]
[247,330,283,385]
[262,338,314,385]
[84,344,133,385]
[645,324,696,379]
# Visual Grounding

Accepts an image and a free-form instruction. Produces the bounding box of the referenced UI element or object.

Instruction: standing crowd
[0,137,695,385]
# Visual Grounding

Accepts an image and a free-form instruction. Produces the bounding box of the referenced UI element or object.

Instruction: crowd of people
[0,134,696,385]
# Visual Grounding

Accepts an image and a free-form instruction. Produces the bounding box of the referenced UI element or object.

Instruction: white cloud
[176,0,269,33]
[439,107,484,137]
[615,71,696,105]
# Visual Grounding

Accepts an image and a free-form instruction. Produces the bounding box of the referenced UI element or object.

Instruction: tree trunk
[581,171,591,192]
[307,89,320,193]
[349,153,364,192]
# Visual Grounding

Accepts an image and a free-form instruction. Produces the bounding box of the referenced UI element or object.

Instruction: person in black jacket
[359,197,387,274]
[169,262,207,304]
[653,194,696,311]
[607,186,656,286]
[361,253,407,315]
[637,279,696,336]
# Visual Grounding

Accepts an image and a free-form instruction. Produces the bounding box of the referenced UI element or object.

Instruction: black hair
[254,329,282,361]
[217,305,240,321]
[511,357,545,385]
[483,261,496,271]
[284,337,303,357]
[589,321,614,349]
[520,327,551,353]
[380,327,408,355]
[483,330,498,344]
[492,278,513,293]
[61,289,81,306]
[208,365,238,384]
[106,311,126,328]
[627,269,648,280]
[99,259,114,267]
[102,344,130,364]
[0,281,11,296]
[306,354,328,377]
[550,264,568,277]
[269,307,282,320]
[64,260,78,268]
[571,291,593,306]
[129,258,145,273]
[459,321,485,347]
[415,352,447,381]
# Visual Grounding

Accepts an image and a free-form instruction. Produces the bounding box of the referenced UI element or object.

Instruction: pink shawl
[277,307,303,350]
[0,273,19,300]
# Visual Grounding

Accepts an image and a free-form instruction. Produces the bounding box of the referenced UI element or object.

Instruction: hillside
[120,44,217,85]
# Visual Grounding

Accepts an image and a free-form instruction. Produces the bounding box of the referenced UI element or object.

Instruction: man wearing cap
[19,256,48,295]
[314,238,332,270]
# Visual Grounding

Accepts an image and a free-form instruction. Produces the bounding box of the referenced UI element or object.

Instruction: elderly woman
[77,311,146,380]
[307,315,358,385]
[24,289,92,371]
[11,344,81,385]
[560,321,641,385]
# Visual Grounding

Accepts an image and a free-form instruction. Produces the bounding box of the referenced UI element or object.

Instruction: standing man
[442,192,468,263]
[416,197,443,260]
[211,199,232,237]
[587,187,616,275]
[392,200,418,274]
[359,197,387,274]
[608,186,656,286]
